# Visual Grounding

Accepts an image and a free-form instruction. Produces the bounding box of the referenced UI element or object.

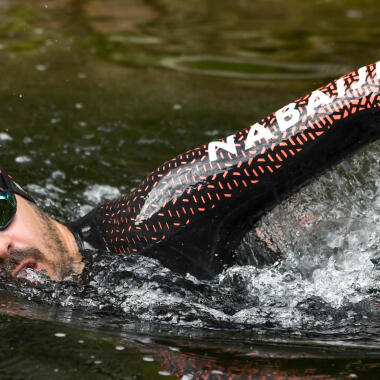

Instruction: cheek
[10,211,45,249]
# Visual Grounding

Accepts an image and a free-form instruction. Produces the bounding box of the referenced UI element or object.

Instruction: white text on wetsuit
[208,62,380,162]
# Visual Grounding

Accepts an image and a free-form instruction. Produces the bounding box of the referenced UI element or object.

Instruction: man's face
[0,195,77,281]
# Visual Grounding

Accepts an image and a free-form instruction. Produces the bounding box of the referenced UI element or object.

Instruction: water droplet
[115,345,125,351]
[158,370,171,376]
[75,103,84,109]
[15,156,31,164]
[142,356,154,362]
[0,133,12,141]
[54,332,66,338]
[35,64,47,72]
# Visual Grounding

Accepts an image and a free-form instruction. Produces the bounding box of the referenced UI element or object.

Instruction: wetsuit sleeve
[95,62,379,279]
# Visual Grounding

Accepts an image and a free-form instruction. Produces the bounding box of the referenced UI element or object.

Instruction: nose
[0,235,12,260]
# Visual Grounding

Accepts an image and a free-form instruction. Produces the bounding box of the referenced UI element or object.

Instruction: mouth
[12,260,46,283]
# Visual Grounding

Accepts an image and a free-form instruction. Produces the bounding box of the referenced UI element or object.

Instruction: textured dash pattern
[99,62,380,255]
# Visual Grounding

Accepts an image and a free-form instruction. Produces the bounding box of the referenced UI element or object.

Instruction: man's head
[0,169,83,282]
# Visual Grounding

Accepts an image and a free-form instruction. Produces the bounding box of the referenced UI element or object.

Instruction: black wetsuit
[68,62,380,279]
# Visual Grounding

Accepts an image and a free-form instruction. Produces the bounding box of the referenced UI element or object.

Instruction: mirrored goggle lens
[0,193,16,229]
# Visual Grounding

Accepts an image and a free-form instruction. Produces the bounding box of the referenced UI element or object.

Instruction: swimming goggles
[0,170,17,231]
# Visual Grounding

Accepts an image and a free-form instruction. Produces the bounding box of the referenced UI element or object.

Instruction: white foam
[228,142,379,324]
[0,132,12,141]
[83,184,121,204]
[15,155,31,163]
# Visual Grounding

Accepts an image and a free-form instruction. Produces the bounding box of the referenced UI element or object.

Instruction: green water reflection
[0,0,379,378]
[0,312,169,379]
[1,296,380,380]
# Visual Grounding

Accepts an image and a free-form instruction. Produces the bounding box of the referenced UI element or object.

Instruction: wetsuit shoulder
[67,206,109,253]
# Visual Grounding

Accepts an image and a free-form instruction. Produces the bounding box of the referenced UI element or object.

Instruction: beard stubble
[0,204,73,280]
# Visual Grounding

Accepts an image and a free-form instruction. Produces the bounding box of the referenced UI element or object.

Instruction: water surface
[0,0,379,378]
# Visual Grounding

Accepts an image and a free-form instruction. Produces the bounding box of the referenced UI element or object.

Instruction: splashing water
[0,142,378,330]
[230,141,380,327]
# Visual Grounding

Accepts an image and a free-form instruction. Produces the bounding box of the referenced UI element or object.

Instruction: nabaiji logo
[208,62,380,162]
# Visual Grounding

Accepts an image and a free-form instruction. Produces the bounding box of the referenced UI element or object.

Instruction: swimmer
[0,62,379,282]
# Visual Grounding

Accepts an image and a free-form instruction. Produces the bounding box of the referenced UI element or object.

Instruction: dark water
[0,0,379,378]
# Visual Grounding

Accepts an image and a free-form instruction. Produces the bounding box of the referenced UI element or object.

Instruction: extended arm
[72,62,380,279]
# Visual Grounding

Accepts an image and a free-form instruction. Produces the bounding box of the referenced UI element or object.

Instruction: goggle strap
[10,180,36,204]
[0,169,36,204]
